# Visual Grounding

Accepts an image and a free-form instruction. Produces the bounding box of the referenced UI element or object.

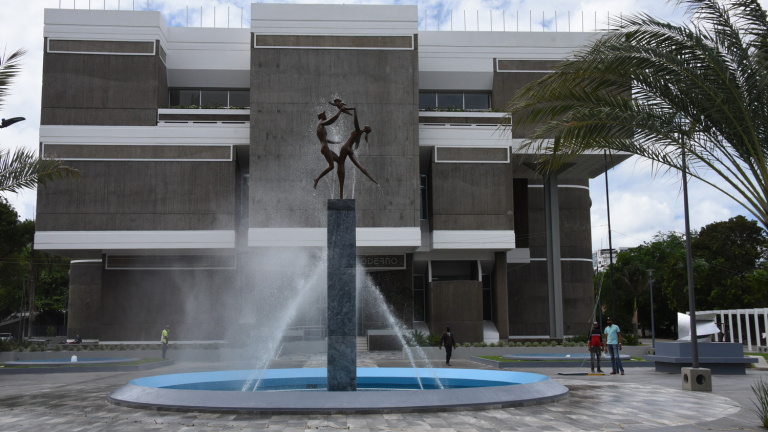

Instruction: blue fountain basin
[130,367,548,391]
[109,367,569,413]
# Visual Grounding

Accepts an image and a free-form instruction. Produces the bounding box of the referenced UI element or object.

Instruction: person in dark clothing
[439,326,457,366]
[587,321,604,373]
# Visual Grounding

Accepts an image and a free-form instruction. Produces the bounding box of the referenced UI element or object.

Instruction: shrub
[53,344,63,352]
[524,342,532,347]
[565,334,589,344]
[751,378,768,428]
[515,341,523,347]
[406,329,429,347]
[578,342,586,347]
[463,342,471,348]
[623,333,640,346]
[550,341,558,347]
[488,342,496,347]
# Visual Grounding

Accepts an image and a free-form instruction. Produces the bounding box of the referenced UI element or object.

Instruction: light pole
[647,269,656,350]
[682,149,700,368]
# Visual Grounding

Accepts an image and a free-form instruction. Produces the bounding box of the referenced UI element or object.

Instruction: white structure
[696,308,768,352]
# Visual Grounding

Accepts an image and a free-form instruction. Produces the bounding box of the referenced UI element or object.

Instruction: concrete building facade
[35,4,628,342]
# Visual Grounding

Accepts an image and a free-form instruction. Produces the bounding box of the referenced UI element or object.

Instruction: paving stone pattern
[0,353,759,432]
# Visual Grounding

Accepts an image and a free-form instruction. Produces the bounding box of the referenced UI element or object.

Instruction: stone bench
[646,341,757,375]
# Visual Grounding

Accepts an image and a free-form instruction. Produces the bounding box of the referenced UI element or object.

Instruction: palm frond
[0,48,26,110]
[506,0,768,229]
[0,148,81,194]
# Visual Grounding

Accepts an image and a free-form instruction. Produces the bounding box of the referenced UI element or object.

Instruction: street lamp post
[647,269,656,350]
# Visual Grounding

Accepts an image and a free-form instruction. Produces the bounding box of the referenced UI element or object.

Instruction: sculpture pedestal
[327,199,357,391]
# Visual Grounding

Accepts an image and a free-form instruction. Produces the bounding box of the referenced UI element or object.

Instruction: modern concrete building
[34,4,629,342]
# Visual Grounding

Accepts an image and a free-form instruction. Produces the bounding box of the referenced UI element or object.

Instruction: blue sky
[0,0,760,251]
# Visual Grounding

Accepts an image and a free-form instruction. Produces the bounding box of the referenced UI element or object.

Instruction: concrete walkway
[0,352,765,431]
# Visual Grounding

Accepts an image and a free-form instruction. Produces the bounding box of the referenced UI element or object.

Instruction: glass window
[229,90,250,108]
[419,92,437,110]
[464,93,490,110]
[201,90,228,108]
[169,89,200,107]
[437,93,463,110]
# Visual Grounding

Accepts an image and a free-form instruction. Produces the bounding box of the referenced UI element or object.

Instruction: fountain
[108,100,568,413]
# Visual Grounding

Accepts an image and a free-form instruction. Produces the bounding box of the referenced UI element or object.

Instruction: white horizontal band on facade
[251,4,417,36]
[41,143,233,162]
[528,184,589,190]
[35,230,235,250]
[248,227,422,248]
[40,125,250,146]
[46,38,156,56]
[70,259,103,264]
[529,257,593,262]
[432,230,515,250]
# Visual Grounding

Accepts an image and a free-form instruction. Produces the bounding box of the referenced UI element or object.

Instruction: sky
[0,0,760,252]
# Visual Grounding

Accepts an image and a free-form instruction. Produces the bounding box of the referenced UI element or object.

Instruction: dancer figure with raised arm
[313,108,344,189]
[337,107,377,199]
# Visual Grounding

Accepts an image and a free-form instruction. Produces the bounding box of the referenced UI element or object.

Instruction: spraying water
[241,251,327,391]
[357,265,444,390]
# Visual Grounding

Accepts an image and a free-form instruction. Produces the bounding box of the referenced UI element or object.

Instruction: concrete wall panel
[36,160,235,231]
[427,280,483,342]
[41,41,166,126]
[99,267,238,340]
[250,46,419,229]
[67,261,103,338]
[430,161,513,231]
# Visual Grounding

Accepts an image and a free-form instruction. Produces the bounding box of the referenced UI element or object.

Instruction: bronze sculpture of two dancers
[314,99,378,199]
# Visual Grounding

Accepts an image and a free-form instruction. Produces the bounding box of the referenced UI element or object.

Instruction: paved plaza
[0,353,764,431]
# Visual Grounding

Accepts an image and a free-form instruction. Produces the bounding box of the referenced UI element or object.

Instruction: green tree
[1,48,80,192]
[0,198,34,319]
[692,215,767,309]
[506,0,768,230]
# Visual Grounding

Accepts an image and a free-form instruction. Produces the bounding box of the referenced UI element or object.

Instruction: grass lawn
[477,355,645,362]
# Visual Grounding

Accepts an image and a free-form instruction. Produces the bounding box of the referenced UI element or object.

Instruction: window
[419,91,491,111]
[168,89,250,108]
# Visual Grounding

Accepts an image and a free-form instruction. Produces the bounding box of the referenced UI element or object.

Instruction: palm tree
[0,48,79,193]
[505,0,768,229]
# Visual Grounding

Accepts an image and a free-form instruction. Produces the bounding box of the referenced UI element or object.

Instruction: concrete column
[744,309,752,352]
[67,260,103,339]
[492,251,509,340]
[753,310,761,349]
[736,310,744,345]
[327,199,357,391]
[763,309,768,346]
[544,174,563,339]
[728,311,735,343]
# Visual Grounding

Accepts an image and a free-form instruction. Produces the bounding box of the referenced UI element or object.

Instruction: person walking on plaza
[439,326,457,366]
[161,325,170,359]
[603,317,624,375]
[588,321,604,373]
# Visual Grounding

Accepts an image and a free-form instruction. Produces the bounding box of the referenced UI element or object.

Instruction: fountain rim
[108,367,569,414]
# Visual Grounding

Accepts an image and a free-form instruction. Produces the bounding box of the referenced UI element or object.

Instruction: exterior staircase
[356,336,368,352]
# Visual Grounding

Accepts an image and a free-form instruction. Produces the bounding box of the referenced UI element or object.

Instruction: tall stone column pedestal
[327,199,357,391]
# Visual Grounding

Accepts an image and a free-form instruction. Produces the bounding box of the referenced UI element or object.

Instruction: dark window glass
[419,92,437,110]
[169,89,200,107]
[437,93,463,109]
[229,90,250,107]
[413,275,425,321]
[419,174,429,220]
[201,90,228,108]
[464,93,490,110]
